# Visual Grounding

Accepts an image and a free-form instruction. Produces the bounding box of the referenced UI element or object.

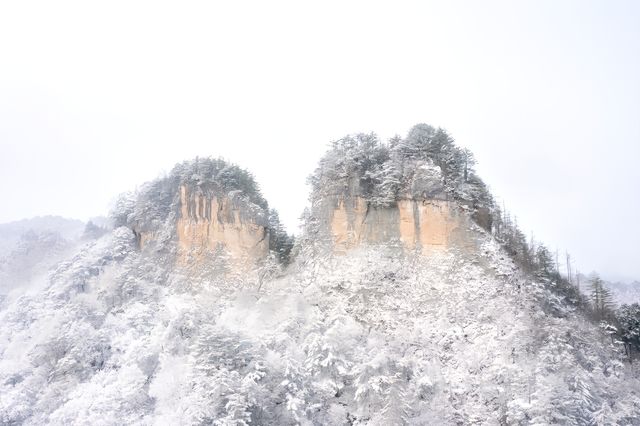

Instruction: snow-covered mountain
[1,126,639,425]
[0,216,84,257]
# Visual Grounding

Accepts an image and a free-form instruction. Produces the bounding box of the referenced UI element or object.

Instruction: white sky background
[0,1,638,281]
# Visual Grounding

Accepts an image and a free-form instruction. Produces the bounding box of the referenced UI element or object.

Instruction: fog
[1,1,638,281]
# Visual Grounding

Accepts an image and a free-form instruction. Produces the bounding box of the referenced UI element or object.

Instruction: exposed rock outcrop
[175,185,269,267]
[325,196,467,254]
[312,160,473,255]
[303,128,499,256]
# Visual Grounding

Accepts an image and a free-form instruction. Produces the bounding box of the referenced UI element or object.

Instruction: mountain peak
[304,128,492,255]
[111,157,288,273]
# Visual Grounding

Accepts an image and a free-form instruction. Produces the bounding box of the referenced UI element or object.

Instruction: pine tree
[426,127,454,168]
[400,123,436,159]
[461,148,476,183]
[267,209,294,265]
[535,246,555,279]
[589,274,614,320]
[368,161,402,207]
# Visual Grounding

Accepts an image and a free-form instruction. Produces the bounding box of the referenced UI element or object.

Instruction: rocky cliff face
[175,185,269,267]
[312,161,474,255]
[328,197,464,253]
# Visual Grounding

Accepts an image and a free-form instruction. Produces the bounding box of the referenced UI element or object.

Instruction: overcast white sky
[0,1,639,281]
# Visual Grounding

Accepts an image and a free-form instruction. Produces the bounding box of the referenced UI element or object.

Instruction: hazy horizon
[1,1,639,282]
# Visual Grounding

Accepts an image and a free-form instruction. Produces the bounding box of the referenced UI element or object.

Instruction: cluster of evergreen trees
[309,124,494,215]
[171,157,269,210]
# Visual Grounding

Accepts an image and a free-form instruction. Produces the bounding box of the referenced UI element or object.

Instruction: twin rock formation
[129,157,473,271]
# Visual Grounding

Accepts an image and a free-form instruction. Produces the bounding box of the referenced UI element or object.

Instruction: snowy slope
[0,216,84,256]
[1,145,640,425]
[0,220,639,424]
[0,217,87,299]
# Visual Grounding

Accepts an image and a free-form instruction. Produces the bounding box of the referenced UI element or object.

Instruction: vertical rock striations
[323,191,467,255]
[175,185,269,268]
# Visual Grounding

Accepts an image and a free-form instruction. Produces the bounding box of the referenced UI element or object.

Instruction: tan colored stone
[398,199,417,250]
[330,196,461,254]
[330,197,368,252]
[174,185,268,269]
